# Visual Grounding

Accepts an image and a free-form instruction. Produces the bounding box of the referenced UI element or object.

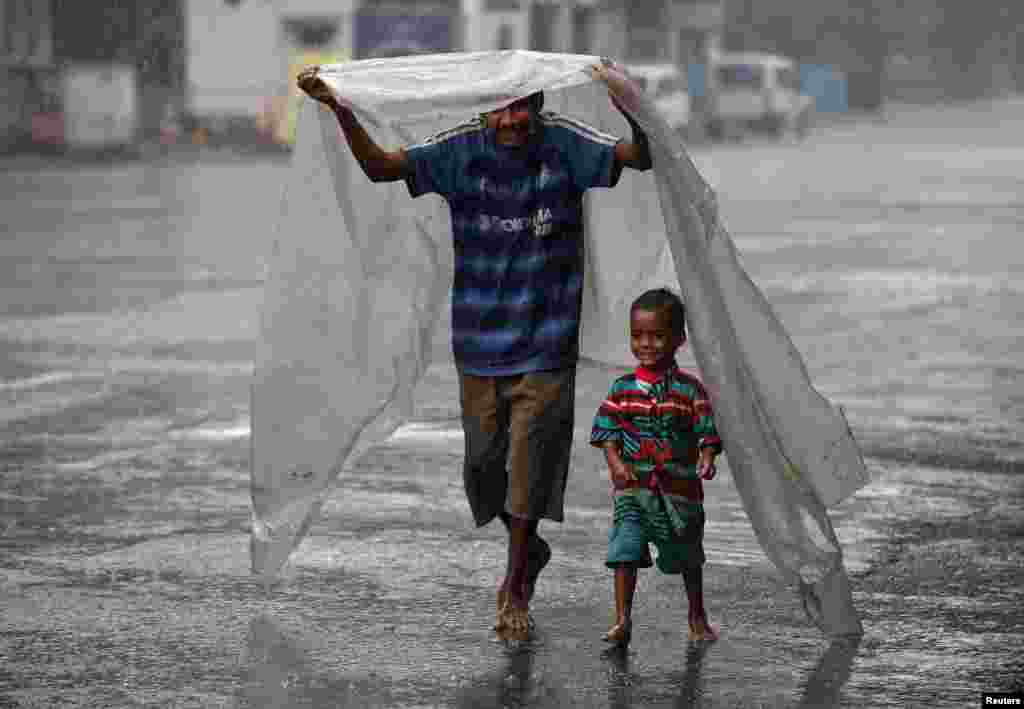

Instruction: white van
[625,64,691,134]
[706,52,813,140]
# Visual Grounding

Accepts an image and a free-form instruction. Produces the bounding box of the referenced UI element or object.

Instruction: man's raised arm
[613,110,653,172]
[592,62,653,172]
[297,67,409,183]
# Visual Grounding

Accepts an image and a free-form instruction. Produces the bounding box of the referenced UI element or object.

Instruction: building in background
[1,0,57,151]
[183,0,727,143]
[1,0,185,154]
[878,1,1021,102]
[489,1,725,73]
[717,0,1020,110]
[54,1,185,150]
[185,0,467,144]
[354,0,460,58]
[467,0,724,132]
[1,0,727,152]
[12,0,1014,154]
[186,0,354,146]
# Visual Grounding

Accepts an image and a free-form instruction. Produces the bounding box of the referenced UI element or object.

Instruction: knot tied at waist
[619,474,703,502]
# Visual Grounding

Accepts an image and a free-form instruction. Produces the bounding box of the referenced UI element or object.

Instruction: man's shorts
[606,496,705,573]
[458,367,576,526]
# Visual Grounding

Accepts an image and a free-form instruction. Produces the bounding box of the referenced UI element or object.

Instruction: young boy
[591,288,722,647]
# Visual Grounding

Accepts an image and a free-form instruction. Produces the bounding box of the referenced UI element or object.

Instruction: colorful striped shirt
[405,111,621,376]
[591,363,722,505]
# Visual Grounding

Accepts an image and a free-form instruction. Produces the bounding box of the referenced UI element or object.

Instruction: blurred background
[3,0,1022,156]
[2,2,1022,707]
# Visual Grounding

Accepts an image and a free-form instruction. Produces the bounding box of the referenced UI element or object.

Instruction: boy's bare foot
[688,615,720,642]
[602,620,632,648]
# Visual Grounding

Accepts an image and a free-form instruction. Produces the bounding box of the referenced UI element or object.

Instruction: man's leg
[500,514,538,634]
[497,369,575,636]
[458,373,509,527]
[459,371,518,630]
[495,512,549,633]
[499,511,550,602]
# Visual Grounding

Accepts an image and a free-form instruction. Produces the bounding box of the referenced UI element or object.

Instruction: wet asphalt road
[2,98,1023,707]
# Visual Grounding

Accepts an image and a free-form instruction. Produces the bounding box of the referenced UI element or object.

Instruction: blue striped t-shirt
[405,111,621,376]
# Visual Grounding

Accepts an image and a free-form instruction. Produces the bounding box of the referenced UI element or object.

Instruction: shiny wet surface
[2,99,1023,707]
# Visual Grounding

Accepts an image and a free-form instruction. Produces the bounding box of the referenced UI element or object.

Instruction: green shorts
[606,495,705,573]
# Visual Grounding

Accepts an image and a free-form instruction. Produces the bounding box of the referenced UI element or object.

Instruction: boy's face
[630,306,684,370]
[487,97,534,146]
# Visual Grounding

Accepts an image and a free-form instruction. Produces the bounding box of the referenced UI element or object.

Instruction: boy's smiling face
[630,306,685,370]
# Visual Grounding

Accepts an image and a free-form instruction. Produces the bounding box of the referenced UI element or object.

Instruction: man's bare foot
[495,535,549,630]
[494,590,532,640]
[494,586,510,631]
[498,604,532,641]
[602,620,632,648]
[688,615,720,642]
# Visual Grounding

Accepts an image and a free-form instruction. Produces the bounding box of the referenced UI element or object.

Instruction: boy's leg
[604,502,652,647]
[604,564,638,647]
[682,565,719,641]
[656,500,717,641]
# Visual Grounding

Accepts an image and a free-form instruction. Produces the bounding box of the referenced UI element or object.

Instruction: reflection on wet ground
[2,354,1021,707]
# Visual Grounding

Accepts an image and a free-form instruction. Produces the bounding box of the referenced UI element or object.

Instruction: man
[297,60,651,638]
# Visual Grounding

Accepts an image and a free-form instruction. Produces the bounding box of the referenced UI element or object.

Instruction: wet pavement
[2,98,1023,707]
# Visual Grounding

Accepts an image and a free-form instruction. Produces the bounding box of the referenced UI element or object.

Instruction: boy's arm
[297,67,409,183]
[698,446,718,480]
[694,383,722,480]
[601,442,636,489]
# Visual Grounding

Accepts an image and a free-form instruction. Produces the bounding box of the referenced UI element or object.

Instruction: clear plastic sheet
[250,51,868,636]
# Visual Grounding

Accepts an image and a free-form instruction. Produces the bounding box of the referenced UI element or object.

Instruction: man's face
[487,97,534,147]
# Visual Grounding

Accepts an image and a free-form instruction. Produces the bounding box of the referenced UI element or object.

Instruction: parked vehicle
[625,63,691,134]
[705,52,813,140]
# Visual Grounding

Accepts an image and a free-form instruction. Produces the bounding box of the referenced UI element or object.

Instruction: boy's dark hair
[631,288,686,337]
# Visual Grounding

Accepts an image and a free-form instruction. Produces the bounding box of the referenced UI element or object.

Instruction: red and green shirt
[591,363,722,502]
